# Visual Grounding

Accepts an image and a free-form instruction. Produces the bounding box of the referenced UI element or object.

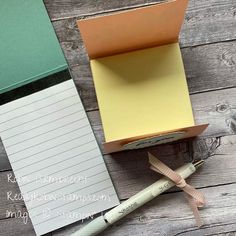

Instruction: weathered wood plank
[2,38,235,115]
[1,85,236,171]
[0,146,190,203]
[0,1,235,235]
[0,136,188,171]
[0,171,22,206]
[88,85,236,143]
[0,135,236,235]
[180,0,236,47]
[1,135,236,202]
[80,85,236,143]
[215,233,236,236]
[0,172,35,234]
[0,142,10,172]
[50,0,236,51]
[183,41,236,94]
[48,0,236,109]
[52,184,236,236]
[55,37,236,111]
[191,88,236,137]
[44,0,163,20]
[45,0,236,51]
[0,217,36,236]
[2,3,236,169]
[106,135,236,198]
[2,183,235,236]
[0,210,51,236]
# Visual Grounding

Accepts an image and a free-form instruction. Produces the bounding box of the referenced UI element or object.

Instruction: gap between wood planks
[1,1,236,235]
[1,181,236,235]
[45,2,236,114]
[1,134,236,235]
[1,134,236,200]
[45,0,236,23]
[45,0,236,50]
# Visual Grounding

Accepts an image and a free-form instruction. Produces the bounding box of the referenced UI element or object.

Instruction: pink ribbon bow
[148,153,205,227]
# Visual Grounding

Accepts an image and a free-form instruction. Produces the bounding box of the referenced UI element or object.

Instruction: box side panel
[104,124,209,154]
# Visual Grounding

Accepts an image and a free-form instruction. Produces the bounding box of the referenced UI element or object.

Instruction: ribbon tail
[186,194,203,228]
[148,152,205,228]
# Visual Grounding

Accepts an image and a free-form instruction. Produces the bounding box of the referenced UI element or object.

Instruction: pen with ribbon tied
[71,153,206,236]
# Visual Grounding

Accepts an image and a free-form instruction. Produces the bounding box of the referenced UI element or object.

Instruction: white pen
[71,159,204,236]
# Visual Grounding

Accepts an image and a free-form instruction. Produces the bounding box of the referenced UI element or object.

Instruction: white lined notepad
[0,80,119,235]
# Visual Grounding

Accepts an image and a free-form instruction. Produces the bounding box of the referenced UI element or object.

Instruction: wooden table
[1,0,236,235]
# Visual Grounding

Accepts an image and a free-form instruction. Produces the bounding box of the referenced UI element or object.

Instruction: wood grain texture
[48,0,236,106]
[44,0,163,20]
[0,218,36,236]
[52,183,236,236]
[180,0,236,47]
[1,86,236,171]
[3,184,236,236]
[45,0,236,47]
[50,0,236,57]
[1,0,236,235]
[1,135,236,235]
[64,86,236,141]
[53,33,236,111]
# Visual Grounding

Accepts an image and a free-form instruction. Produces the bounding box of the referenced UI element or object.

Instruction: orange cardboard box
[77,0,208,153]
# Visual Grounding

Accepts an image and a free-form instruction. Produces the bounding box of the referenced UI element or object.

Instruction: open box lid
[77,0,189,59]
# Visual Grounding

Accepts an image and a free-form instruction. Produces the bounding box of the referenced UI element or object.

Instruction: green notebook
[0,0,67,94]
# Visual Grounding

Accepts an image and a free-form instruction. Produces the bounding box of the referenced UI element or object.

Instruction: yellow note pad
[91,43,194,142]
